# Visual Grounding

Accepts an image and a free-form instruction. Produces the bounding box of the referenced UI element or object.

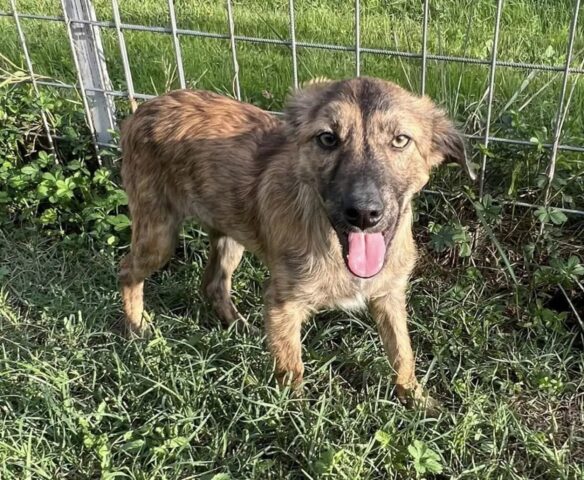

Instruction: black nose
[344,205,383,229]
[343,185,384,230]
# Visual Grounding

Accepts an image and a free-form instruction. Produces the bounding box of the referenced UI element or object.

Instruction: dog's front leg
[369,291,439,414]
[263,284,310,390]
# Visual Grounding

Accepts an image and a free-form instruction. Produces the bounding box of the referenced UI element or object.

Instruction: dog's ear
[284,77,333,132]
[430,107,476,180]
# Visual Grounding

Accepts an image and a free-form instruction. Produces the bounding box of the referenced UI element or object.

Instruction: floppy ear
[283,77,333,133]
[430,108,476,180]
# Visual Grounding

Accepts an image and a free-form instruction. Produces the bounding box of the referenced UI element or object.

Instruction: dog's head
[284,76,475,279]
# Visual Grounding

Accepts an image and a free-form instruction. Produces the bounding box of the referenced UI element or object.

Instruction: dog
[119,76,475,411]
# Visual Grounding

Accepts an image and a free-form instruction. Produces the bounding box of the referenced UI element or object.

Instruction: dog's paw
[123,312,153,339]
[406,393,443,417]
[397,383,442,417]
[275,364,305,392]
[231,319,261,337]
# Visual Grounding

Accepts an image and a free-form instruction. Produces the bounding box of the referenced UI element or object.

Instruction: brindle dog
[119,76,475,411]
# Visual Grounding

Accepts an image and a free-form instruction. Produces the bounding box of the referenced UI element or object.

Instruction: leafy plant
[428,221,472,257]
[407,440,444,476]
[534,255,584,288]
[475,194,502,226]
[0,84,129,249]
[534,206,568,226]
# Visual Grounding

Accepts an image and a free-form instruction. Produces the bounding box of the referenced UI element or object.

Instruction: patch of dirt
[511,393,584,464]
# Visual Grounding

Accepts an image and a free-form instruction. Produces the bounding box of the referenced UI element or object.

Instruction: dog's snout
[343,205,382,229]
[342,185,384,230]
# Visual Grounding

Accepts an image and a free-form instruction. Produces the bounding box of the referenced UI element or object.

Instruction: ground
[0,0,583,479]
[1,207,583,478]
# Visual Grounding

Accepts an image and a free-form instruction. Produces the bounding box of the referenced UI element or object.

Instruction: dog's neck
[267,150,336,248]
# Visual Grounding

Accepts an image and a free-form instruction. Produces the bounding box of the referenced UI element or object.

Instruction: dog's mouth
[335,225,397,279]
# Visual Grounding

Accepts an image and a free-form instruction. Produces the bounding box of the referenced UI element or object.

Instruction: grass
[1,223,583,479]
[1,0,584,478]
[1,0,583,205]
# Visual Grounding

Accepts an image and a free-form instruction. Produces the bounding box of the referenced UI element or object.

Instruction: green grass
[1,223,583,479]
[1,1,584,478]
[0,0,583,127]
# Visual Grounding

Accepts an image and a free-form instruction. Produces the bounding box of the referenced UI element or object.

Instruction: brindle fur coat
[119,77,474,411]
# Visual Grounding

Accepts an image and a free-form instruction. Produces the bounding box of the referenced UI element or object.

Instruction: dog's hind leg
[201,232,250,330]
[119,207,180,336]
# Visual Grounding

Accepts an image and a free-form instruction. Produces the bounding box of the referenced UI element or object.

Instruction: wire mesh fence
[1,0,583,216]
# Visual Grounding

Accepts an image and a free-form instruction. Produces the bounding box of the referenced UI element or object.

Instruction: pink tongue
[347,232,386,278]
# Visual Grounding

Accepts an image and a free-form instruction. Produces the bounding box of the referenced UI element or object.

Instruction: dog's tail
[286,76,333,94]
[299,76,332,89]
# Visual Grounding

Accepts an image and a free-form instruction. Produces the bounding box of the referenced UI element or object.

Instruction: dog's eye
[316,132,339,149]
[392,134,411,149]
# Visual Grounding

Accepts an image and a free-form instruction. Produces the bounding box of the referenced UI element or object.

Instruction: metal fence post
[355,0,360,77]
[63,0,116,146]
[478,0,504,199]
[111,0,138,112]
[543,0,581,207]
[167,0,186,89]
[226,0,241,100]
[420,0,430,95]
[288,0,298,89]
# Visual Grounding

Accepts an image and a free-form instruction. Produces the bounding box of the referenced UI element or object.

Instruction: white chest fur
[335,292,368,312]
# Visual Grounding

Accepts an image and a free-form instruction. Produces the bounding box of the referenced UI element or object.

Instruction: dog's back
[120,89,280,230]
[119,90,284,335]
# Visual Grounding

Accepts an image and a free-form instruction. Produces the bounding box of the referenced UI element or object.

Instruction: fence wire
[2,0,583,216]
[8,0,54,152]
[478,0,504,199]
